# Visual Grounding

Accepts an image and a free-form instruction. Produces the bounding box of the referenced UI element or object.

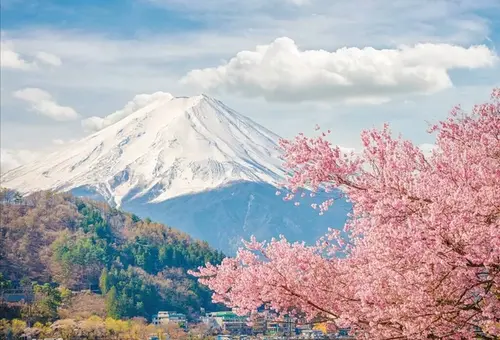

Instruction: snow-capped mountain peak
[1,94,286,206]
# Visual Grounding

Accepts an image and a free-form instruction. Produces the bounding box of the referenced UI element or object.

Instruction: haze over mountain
[1,94,350,254]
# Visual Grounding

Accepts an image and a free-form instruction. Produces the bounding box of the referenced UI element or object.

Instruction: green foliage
[105,286,120,319]
[23,283,62,323]
[130,214,141,223]
[1,189,226,320]
[123,237,224,275]
[78,205,113,240]
[52,233,109,268]
[0,319,27,338]
[99,268,110,295]
[51,231,111,287]
[98,261,226,319]
[0,274,12,289]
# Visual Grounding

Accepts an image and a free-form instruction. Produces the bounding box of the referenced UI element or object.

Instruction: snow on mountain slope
[2,93,353,255]
[1,94,286,206]
[0,149,44,174]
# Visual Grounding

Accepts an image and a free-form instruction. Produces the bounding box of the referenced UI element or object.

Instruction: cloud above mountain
[182,37,498,103]
[13,88,79,121]
[82,91,174,132]
[0,0,499,152]
[1,42,32,70]
[35,51,62,67]
[1,41,62,70]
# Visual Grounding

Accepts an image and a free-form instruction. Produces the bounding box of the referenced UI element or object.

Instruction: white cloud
[1,41,62,70]
[0,148,43,174]
[13,88,80,121]
[81,91,174,132]
[0,0,498,152]
[345,97,392,106]
[35,51,62,67]
[52,138,65,145]
[181,37,497,103]
[145,0,497,48]
[0,42,32,70]
[80,116,106,133]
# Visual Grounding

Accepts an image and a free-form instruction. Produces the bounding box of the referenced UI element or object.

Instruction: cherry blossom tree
[190,89,500,339]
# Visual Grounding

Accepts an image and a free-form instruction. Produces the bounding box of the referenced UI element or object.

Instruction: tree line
[0,188,226,324]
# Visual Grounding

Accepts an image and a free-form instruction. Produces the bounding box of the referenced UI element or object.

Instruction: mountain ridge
[1,94,286,207]
[1,93,351,255]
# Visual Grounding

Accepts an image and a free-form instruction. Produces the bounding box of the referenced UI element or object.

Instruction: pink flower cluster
[189,89,500,339]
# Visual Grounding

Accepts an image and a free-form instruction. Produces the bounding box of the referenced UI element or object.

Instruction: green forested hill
[0,188,225,320]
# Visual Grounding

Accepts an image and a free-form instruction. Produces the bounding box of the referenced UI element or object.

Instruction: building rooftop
[156,311,186,316]
[209,311,241,317]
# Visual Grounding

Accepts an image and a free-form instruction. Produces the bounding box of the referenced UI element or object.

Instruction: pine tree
[105,286,119,319]
[99,268,109,294]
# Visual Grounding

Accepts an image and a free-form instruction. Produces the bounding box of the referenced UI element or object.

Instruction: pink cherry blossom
[190,88,500,339]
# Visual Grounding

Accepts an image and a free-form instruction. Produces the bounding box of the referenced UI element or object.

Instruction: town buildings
[151,311,187,327]
[201,311,297,336]
[152,309,352,338]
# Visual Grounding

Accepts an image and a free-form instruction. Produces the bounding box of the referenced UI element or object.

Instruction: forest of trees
[0,188,226,322]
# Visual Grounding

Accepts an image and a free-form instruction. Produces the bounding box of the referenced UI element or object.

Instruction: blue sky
[1,0,207,35]
[1,0,499,170]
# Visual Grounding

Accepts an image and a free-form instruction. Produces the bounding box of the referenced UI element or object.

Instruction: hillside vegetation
[0,188,225,320]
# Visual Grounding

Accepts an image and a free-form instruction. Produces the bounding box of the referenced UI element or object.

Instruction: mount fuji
[1,94,351,255]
